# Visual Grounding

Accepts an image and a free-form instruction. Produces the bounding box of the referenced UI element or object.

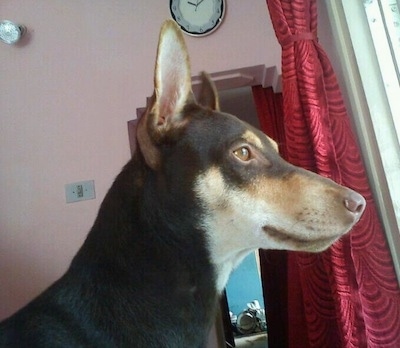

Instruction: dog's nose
[343,190,366,215]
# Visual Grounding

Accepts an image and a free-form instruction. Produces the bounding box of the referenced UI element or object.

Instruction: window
[364,0,400,140]
[325,0,400,281]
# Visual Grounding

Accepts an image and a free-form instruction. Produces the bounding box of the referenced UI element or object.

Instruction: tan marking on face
[242,130,263,149]
[246,169,362,252]
[195,167,266,291]
[195,167,277,290]
[195,164,364,290]
[268,137,279,152]
[242,130,278,153]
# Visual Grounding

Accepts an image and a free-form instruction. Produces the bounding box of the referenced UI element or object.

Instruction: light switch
[65,180,95,203]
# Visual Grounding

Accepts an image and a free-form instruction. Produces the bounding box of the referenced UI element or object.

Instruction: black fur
[0,130,219,347]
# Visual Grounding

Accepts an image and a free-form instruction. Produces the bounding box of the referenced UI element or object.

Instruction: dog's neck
[211,248,256,292]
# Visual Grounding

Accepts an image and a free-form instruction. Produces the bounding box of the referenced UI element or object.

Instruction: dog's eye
[233,146,251,161]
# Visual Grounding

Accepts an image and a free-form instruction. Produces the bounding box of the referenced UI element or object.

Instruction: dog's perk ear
[198,72,220,111]
[137,20,192,170]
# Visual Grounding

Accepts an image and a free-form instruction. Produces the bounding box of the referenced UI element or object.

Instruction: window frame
[324,0,400,283]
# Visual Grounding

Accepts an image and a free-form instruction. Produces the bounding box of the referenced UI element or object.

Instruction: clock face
[170,0,225,37]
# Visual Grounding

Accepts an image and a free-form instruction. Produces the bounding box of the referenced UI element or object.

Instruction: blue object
[225,252,265,316]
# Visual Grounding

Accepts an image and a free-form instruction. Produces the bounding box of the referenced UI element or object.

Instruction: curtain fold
[253,1,400,347]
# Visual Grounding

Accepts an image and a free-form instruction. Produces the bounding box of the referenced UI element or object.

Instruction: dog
[0,20,365,347]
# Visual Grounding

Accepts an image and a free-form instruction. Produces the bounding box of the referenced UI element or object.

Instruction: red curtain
[252,0,400,347]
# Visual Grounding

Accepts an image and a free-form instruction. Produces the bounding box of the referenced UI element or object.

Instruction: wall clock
[170,0,225,37]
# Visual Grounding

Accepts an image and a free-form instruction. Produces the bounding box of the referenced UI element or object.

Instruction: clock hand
[188,0,204,12]
[195,0,205,11]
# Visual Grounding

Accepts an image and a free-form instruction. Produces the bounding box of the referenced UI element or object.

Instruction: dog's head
[137,20,366,290]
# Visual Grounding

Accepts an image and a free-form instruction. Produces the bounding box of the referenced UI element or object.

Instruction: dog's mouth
[262,225,344,252]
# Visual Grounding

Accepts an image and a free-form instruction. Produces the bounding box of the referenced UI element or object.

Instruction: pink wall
[0,1,280,320]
